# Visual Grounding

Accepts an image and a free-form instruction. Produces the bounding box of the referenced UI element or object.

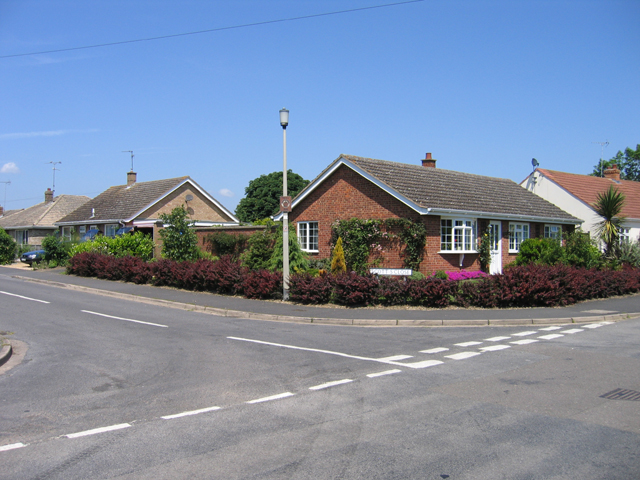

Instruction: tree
[0,227,16,265]
[269,226,308,272]
[593,185,625,257]
[235,170,309,223]
[159,206,199,262]
[331,237,347,274]
[590,144,640,181]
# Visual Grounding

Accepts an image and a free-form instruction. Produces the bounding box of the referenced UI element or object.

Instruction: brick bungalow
[276,154,581,275]
[56,171,238,255]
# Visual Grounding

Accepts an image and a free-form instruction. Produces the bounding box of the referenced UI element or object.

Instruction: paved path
[1,265,639,326]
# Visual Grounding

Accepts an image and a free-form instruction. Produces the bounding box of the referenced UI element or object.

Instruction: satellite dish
[185,194,194,202]
[532,158,539,168]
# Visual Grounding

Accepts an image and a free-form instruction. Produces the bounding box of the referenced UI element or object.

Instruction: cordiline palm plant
[593,185,626,257]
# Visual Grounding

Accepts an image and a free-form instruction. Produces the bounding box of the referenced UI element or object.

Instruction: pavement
[2,263,640,327]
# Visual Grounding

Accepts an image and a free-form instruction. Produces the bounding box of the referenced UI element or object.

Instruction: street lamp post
[279,108,290,301]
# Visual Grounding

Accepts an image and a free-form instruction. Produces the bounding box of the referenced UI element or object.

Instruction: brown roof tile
[336,155,579,222]
[537,169,640,219]
[0,195,90,229]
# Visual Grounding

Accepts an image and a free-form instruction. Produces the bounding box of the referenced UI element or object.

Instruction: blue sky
[1,0,639,214]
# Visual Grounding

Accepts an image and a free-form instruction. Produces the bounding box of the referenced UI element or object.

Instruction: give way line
[227,336,441,369]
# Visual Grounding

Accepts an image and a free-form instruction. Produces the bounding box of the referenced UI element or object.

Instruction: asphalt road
[1,274,639,479]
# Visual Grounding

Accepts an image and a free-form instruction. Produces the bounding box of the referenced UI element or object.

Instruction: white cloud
[1,162,19,174]
[0,128,98,140]
[218,188,234,198]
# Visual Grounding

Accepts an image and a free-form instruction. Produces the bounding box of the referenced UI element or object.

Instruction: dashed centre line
[309,379,353,390]
[0,290,49,304]
[82,310,168,328]
[162,406,221,420]
[246,392,295,404]
[65,423,131,439]
[0,443,26,452]
[367,369,402,378]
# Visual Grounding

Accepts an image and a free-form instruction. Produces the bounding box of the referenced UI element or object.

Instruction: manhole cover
[600,388,640,401]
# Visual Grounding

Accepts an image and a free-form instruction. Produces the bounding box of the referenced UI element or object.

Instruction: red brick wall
[289,164,571,275]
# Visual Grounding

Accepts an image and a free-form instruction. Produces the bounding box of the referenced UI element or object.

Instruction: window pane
[309,222,319,251]
[298,223,308,250]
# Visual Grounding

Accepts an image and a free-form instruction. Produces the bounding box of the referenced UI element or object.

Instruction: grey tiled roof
[0,195,90,229]
[340,155,580,222]
[58,177,189,223]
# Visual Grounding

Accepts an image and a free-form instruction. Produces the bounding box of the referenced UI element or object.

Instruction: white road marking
[161,406,221,420]
[600,321,614,325]
[367,369,402,378]
[484,336,511,342]
[0,442,26,452]
[479,345,511,352]
[445,352,482,360]
[538,334,564,340]
[539,326,563,331]
[228,337,418,368]
[309,379,353,390]
[0,291,49,304]
[583,323,604,329]
[246,392,294,404]
[82,310,168,328]
[402,360,443,369]
[420,347,449,354]
[561,329,584,334]
[455,341,482,347]
[511,339,539,345]
[65,423,131,439]
[378,354,413,361]
[511,331,537,336]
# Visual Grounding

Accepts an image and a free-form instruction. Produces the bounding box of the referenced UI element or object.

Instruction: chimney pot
[45,188,54,203]
[604,164,621,181]
[127,171,137,186]
[0,205,3,217]
[422,152,436,168]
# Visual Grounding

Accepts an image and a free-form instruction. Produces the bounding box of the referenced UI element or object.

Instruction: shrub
[159,206,199,262]
[446,271,486,281]
[409,271,425,281]
[375,276,408,306]
[433,270,448,280]
[205,231,248,258]
[0,227,16,264]
[242,269,282,300]
[331,237,347,274]
[269,227,308,272]
[240,229,276,270]
[210,255,245,295]
[289,272,334,304]
[563,230,602,269]
[619,241,640,268]
[515,237,564,266]
[42,234,71,262]
[333,272,378,306]
[66,252,101,277]
[109,231,155,261]
[406,278,455,307]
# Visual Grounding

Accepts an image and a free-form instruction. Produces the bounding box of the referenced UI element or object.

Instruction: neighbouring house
[275,153,581,275]
[0,189,90,249]
[521,165,640,247]
[56,171,239,254]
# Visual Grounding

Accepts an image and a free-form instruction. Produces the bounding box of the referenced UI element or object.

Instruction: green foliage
[205,230,248,258]
[591,144,640,181]
[619,241,640,268]
[0,227,16,264]
[594,185,626,257]
[331,218,427,274]
[433,270,448,280]
[159,206,199,262]
[478,228,491,273]
[235,170,310,223]
[269,227,309,272]
[70,231,155,261]
[240,228,277,270]
[562,230,603,269]
[409,270,425,280]
[515,238,564,266]
[331,237,347,274]
[42,234,71,262]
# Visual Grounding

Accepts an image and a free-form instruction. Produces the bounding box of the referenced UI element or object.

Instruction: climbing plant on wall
[331,218,427,274]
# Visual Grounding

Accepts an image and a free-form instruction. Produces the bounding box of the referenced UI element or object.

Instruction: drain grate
[600,388,640,401]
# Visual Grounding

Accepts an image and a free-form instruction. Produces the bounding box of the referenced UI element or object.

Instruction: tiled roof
[332,155,579,222]
[57,177,189,223]
[0,195,90,229]
[537,169,640,219]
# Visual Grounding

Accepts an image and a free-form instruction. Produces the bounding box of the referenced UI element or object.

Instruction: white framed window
[79,226,86,235]
[297,221,319,252]
[105,224,118,237]
[440,218,477,252]
[620,227,631,245]
[62,227,72,241]
[544,225,561,241]
[509,223,530,252]
[90,225,98,231]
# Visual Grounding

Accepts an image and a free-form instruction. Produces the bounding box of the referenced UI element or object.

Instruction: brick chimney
[0,205,3,217]
[422,152,436,168]
[604,164,621,181]
[45,188,54,203]
[127,171,137,186]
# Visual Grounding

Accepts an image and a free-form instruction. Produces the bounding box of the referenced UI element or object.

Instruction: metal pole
[282,125,290,300]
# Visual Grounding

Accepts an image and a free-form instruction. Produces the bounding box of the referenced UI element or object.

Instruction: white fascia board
[2,225,56,230]
[125,178,239,224]
[55,219,121,226]
[429,208,582,225]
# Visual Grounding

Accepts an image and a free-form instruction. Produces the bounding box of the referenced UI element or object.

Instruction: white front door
[489,222,502,275]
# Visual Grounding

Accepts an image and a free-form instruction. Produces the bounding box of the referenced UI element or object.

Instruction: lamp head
[279,108,289,128]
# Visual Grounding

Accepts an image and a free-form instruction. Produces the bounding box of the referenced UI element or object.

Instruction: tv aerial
[122,150,134,171]
[46,161,62,194]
